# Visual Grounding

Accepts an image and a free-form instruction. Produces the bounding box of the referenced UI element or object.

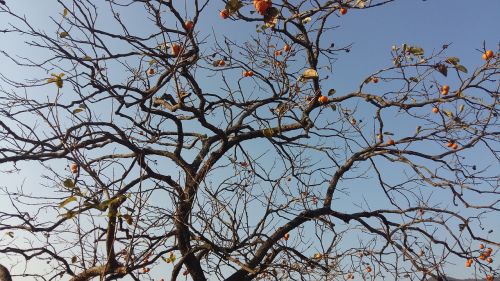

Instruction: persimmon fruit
[171,44,181,56]
[70,163,78,173]
[318,95,328,103]
[185,20,194,31]
[220,9,229,19]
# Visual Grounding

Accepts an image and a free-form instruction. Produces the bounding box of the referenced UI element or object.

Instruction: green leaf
[72,108,84,114]
[455,64,468,73]
[328,89,336,96]
[79,103,87,109]
[445,57,460,65]
[408,46,424,56]
[225,0,243,13]
[443,110,454,118]
[63,179,75,188]
[59,196,77,208]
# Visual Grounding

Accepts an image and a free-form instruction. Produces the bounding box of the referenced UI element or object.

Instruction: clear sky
[0,0,499,280]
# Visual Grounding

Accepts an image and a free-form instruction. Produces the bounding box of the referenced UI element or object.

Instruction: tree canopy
[0,0,499,281]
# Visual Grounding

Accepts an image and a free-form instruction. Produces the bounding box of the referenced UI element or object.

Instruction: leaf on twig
[59,196,77,208]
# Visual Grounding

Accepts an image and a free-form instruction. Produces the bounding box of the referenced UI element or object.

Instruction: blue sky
[1,0,499,280]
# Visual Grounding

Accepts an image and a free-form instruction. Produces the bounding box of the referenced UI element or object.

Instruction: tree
[0,0,498,280]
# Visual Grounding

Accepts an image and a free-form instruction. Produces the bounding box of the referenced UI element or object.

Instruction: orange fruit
[486,275,494,281]
[441,85,449,95]
[451,143,459,150]
[484,50,494,60]
[479,255,486,260]
[446,141,454,148]
[70,163,78,173]
[254,0,272,15]
[185,20,194,31]
[147,68,155,75]
[480,244,485,249]
[171,43,181,56]
[366,266,372,273]
[371,77,379,83]
[432,107,439,113]
[339,7,347,15]
[218,60,225,67]
[220,9,229,19]
[318,95,328,103]
[482,53,489,60]
[284,233,290,241]
[486,247,493,253]
[486,257,493,263]
[283,44,291,52]
[247,71,254,77]
[387,139,395,146]
[275,50,282,56]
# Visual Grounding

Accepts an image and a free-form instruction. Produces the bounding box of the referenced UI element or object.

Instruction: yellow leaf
[302,69,318,79]
[63,8,68,17]
[83,56,92,61]
[59,196,77,208]
[59,31,69,38]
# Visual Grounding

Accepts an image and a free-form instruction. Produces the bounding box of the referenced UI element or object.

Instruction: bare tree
[0,0,498,281]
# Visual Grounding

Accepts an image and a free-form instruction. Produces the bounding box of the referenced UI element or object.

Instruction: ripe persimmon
[371,77,379,83]
[486,275,494,281]
[484,50,494,60]
[283,44,291,52]
[366,266,372,273]
[171,43,181,56]
[480,244,485,249]
[185,20,194,31]
[70,163,78,173]
[254,0,272,15]
[441,85,450,95]
[147,68,155,75]
[387,139,395,146]
[218,60,226,67]
[284,233,290,241]
[339,7,347,15]
[452,143,459,150]
[486,257,493,263]
[479,255,486,260]
[432,107,439,113]
[220,9,229,19]
[318,95,328,103]
[274,50,282,56]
